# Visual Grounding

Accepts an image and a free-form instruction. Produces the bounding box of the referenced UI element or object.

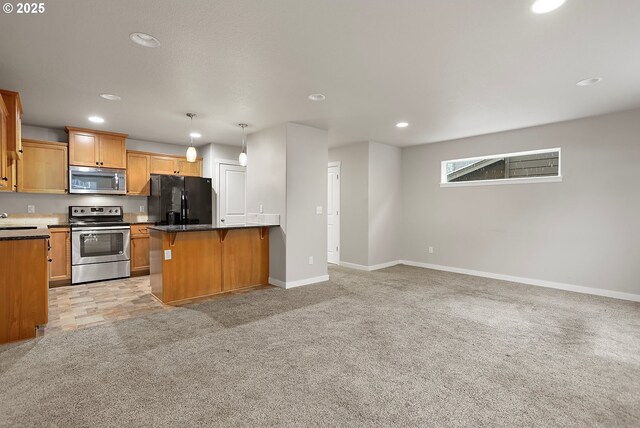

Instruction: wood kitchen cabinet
[0,94,10,191]
[66,127,128,169]
[48,227,71,285]
[130,224,150,276]
[17,140,68,194]
[0,89,23,161]
[0,237,48,344]
[127,152,151,196]
[150,154,202,176]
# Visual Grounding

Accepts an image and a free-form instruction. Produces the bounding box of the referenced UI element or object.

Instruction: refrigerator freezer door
[184,177,213,224]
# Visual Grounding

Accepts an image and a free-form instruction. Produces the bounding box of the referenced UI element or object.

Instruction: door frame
[328,161,341,265]
[215,158,246,226]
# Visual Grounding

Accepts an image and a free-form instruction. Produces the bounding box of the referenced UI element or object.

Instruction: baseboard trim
[400,260,640,303]
[339,260,402,271]
[268,275,330,289]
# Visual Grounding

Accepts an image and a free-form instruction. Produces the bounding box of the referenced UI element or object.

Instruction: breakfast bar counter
[149,224,278,304]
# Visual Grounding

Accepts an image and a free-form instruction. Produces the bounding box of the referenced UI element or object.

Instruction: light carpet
[1,265,639,427]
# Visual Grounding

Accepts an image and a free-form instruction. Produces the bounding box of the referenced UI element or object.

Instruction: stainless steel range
[69,205,130,284]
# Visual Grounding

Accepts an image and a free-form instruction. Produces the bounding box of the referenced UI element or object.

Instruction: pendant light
[186,113,198,163]
[238,123,248,166]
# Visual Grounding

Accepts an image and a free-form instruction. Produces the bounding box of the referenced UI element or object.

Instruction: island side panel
[152,230,223,304]
[149,230,164,302]
[0,238,48,344]
[222,228,269,291]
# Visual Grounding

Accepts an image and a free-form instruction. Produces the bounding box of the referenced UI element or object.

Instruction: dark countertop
[149,223,279,233]
[0,227,50,241]
[47,224,71,228]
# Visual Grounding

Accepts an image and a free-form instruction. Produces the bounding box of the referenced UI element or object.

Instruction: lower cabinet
[49,227,71,285]
[0,237,48,344]
[131,224,150,275]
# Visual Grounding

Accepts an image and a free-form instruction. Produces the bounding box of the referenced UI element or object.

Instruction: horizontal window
[441,148,561,187]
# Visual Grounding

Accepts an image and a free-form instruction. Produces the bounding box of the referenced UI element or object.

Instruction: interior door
[327,164,340,264]
[219,163,246,225]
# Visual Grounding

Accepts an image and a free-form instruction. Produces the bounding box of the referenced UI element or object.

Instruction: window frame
[440,147,562,187]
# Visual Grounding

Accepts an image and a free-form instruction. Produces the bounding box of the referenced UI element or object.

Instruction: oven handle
[72,226,130,232]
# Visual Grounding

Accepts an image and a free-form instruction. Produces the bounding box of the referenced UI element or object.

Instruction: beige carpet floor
[1,265,639,427]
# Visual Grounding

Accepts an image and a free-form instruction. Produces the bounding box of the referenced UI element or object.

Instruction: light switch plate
[316,206,323,215]
[164,249,172,260]
[140,205,145,212]
[259,204,264,214]
[27,205,35,214]
[308,256,314,265]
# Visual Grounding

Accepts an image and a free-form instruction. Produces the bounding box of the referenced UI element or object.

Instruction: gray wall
[328,141,402,267]
[401,108,640,295]
[246,124,287,282]
[285,123,328,282]
[328,142,369,266]
[368,142,402,266]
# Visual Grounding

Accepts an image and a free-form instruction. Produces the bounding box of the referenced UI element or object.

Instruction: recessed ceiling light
[189,132,202,138]
[308,93,326,101]
[576,77,603,87]
[396,122,409,128]
[129,32,161,48]
[88,116,105,124]
[99,93,121,101]
[530,0,567,14]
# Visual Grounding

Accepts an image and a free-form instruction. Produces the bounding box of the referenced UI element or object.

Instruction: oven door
[69,166,127,195]
[72,226,131,265]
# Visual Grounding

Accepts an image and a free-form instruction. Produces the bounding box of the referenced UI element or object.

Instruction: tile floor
[42,276,272,336]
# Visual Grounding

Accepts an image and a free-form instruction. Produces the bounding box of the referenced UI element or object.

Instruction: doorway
[217,161,247,226]
[327,161,341,265]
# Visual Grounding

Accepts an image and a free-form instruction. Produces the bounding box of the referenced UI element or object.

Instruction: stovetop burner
[69,205,125,227]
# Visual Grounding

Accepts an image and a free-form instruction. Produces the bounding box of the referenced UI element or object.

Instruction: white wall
[285,123,328,283]
[401,108,640,296]
[368,142,402,266]
[328,142,369,266]
[246,124,287,282]
[328,141,402,268]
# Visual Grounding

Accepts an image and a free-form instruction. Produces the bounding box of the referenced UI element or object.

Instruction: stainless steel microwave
[69,166,126,195]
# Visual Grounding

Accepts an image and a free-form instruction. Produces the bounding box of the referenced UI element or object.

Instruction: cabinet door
[69,131,99,166]
[150,155,178,175]
[0,99,8,190]
[176,159,202,177]
[127,152,150,195]
[49,228,71,283]
[131,235,150,273]
[18,140,68,194]
[99,135,126,169]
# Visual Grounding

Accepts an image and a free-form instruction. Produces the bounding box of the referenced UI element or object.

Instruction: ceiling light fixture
[129,32,161,48]
[185,113,198,163]
[88,116,105,124]
[308,93,326,101]
[238,123,248,167]
[99,94,121,101]
[576,77,603,87]
[396,122,409,128]
[189,132,202,139]
[530,0,567,14]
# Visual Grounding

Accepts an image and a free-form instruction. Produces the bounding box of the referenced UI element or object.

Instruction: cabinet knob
[100,162,104,165]
[96,162,99,165]
[18,150,23,153]
[1,177,7,181]
[48,259,52,263]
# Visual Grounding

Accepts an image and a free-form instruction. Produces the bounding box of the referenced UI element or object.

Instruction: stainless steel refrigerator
[148,175,213,225]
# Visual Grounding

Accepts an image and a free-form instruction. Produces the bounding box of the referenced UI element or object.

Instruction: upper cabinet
[66,127,127,169]
[0,89,23,161]
[127,151,151,196]
[17,140,68,194]
[150,154,202,176]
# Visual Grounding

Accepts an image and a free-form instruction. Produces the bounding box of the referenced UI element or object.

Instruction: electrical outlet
[164,249,172,260]
[140,205,145,213]
[308,256,314,265]
[259,204,264,214]
[428,247,434,254]
[27,205,35,214]
[316,206,323,215]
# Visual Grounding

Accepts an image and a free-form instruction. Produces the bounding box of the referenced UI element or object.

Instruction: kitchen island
[149,224,278,304]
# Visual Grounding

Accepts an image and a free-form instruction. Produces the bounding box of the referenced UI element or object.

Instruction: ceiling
[1,0,639,148]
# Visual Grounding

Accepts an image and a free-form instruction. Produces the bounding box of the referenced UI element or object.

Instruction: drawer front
[131,224,150,236]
